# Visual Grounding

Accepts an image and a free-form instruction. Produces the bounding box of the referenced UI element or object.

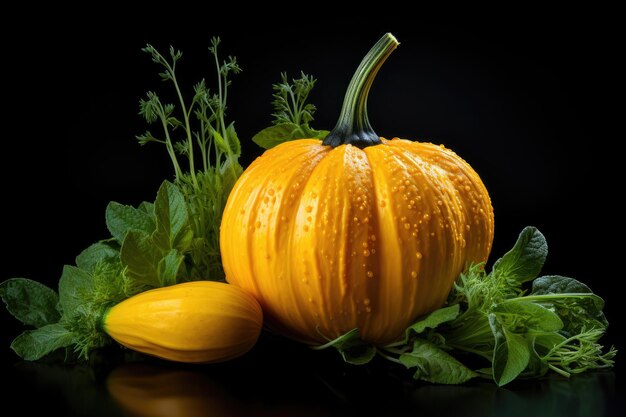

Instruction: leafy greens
[1,40,242,361]
[319,227,616,386]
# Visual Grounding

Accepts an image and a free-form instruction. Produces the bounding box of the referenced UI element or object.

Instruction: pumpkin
[104,281,263,363]
[220,33,494,345]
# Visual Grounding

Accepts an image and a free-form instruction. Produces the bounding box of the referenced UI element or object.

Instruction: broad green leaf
[493,300,563,332]
[492,226,547,287]
[75,243,119,272]
[0,278,60,327]
[252,123,301,149]
[158,249,185,286]
[58,266,94,315]
[489,313,531,386]
[531,275,594,295]
[106,201,156,243]
[406,304,460,340]
[313,328,376,365]
[11,323,75,361]
[152,181,193,252]
[120,231,161,287]
[533,333,567,355]
[138,201,155,217]
[530,276,607,335]
[226,122,241,158]
[399,339,476,384]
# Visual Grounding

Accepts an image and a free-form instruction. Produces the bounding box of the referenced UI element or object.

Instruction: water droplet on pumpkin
[303,225,310,232]
[364,298,371,305]
[268,188,275,196]
[464,185,471,191]
[308,297,313,303]
[411,271,418,278]
[365,306,372,313]
[423,214,431,221]
[305,206,313,213]
[370,234,376,241]
[415,252,423,259]
[311,192,317,198]
[307,216,312,222]
[404,223,411,230]
[363,249,371,257]
[437,200,443,206]
[366,271,374,278]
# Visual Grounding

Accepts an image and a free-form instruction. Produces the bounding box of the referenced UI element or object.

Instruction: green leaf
[301,124,330,140]
[530,275,607,335]
[313,328,376,365]
[406,304,460,340]
[489,313,531,386]
[58,266,94,315]
[11,324,75,361]
[221,160,244,191]
[106,201,156,243]
[252,123,301,149]
[120,231,161,287]
[152,181,193,252]
[226,122,241,158]
[138,201,155,217]
[533,332,567,356]
[0,278,60,328]
[492,226,548,287]
[531,275,594,295]
[493,300,563,332]
[75,243,119,272]
[399,339,476,384]
[158,249,185,286]
[211,127,230,153]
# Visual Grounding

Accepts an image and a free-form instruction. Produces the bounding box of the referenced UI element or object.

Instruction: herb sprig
[252,72,328,149]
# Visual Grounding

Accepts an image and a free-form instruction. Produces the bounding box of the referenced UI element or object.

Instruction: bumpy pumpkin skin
[221,138,494,345]
[104,281,263,363]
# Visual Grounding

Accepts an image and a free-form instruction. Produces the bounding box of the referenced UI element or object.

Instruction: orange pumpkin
[220,33,494,345]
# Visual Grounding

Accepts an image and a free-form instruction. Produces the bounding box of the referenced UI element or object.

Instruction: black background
[1,10,623,416]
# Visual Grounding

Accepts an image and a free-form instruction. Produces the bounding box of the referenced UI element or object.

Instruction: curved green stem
[323,33,399,148]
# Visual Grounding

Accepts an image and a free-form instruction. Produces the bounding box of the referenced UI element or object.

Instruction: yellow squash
[220,34,494,345]
[104,281,263,363]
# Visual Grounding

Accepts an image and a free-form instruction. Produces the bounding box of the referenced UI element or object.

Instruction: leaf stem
[377,349,403,364]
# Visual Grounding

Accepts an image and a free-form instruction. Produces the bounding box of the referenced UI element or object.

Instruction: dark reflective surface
[2,335,623,417]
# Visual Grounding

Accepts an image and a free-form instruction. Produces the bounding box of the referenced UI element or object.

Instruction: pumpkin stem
[323,33,399,148]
